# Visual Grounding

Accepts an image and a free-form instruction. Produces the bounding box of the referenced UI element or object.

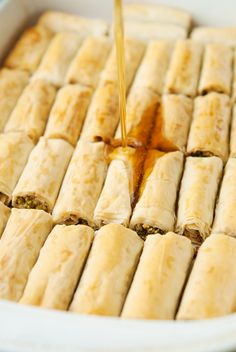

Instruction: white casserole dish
[0,0,236,351]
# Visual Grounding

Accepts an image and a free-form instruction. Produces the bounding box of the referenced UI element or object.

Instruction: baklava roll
[38,11,108,36]
[232,50,236,102]
[44,84,92,146]
[122,232,194,320]
[4,79,56,142]
[53,141,107,227]
[191,27,236,47]
[198,44,233,95]
[230,104,236,156]
[130,151,184,238]
[177,234,236,319]
[20,224,94,310]
[0,208,53,301]
[150,94,193,152]
[12,137,73,213]
[0,132,34,205]
[0,68,28,131]
[212,158,236,236]
[164,40,203,97]
[0,202,10,237]
[32,32,83,87]
[115,87,159,145]
[130,40,173,95]
[70,223,143,316]
[66,36,112,88]
[94,147,145,228]
[176,157,223,245]
[187,93,231,161]
[4,26,52,74]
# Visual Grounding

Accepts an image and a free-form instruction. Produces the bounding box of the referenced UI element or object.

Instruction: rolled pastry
[4,80,56,142]
[4,26,52,74]
[44,84,92,146]
[0,68,29,132]
[0,202,10,237]
[20,224,94,310]
[230,104,236,156]
[32,32,83,87]
[0,208,53,301]
[94,147,145,228]
[12,137,73,213]
[212,158,236,236]
[130,151,184,238]
[191,27,236,47]
[164,40,203,97]
[232,50,236,102]
[38,11,108,36]
[115,87,159,146]
[176,156,223,245]
[53,141,107,227]
[66,36,112,88]
[177,234,236,319]
[130,40,173,95]
[198,44,233,95]
[187,93,231,161]
[70,223,143,316]
[0,132,34,205]
[150,94,193,152]
[122,232,194,320]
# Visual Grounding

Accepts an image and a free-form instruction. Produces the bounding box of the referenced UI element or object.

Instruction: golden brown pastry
[0,208,53,301]
[191,27,236,46]
[164,39,203,97]
[32,32,83,86]
[122,232,194,319]
[12,137,73,213]
[53,141,107,227]
[130,151,184,238]
[70,223,143,316]
[230,104,236,156]
[20,224,94,310]
[66,36,112,88]
[177,234,236,319]
[4,80,56,142]
[0,68,29,132]
[4,26,52,74]
[150,94,193,152]
[0,132,34,205]
[232,50,236,102]
[44,84,92,146]
[187,93,231,162]
[0,202,10,237]
[176,156,223,245]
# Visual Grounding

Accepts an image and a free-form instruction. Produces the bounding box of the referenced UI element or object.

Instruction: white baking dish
[1,0,236,351]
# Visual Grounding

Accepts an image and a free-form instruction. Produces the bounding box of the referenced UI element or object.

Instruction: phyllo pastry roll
[122,233,194,320]
[187,93,231,161]
[212,158,236,236]
[70,223,143,316]
[0,202,10,237]
[12,137,73,213]
[4,26,52,74]
[115,87,159,146]
[0,132,34,205]
[32,32,83,87]
[44,84,92,146]
[94,147,145,228]
[20,224,94,310]
[232,50,236,102]
[198,44,233,95]
[0,68,28,132]
[176,157,223,245]
[150,94,193,152]
[164,40,203,97]
[230,104,236,156]
[177,234,236,319]
[66,37,112,88]
[4,80,56,142]
[38,11,108,36]
[130,40,173,95]
[191,27,236,47]
[130,151,184,238]
[0,208,53,301]
[53,141,107,227]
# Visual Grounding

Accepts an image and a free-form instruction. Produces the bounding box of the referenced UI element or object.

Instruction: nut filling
[14,196,49,212]
[134,224,165,239]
